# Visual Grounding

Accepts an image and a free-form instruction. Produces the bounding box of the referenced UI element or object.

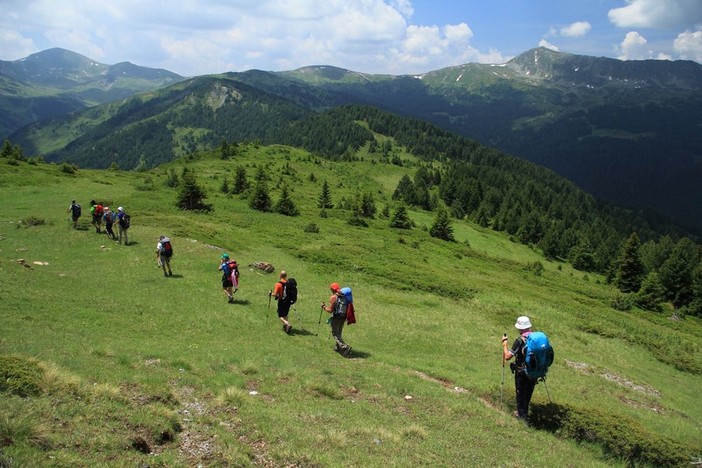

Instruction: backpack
[521,331,554,380]
[120,213,131,229]
[280,278,297,305]
[73,204,81,217]
[227,260,239,279]
[95,204,103,217]
[333,287,353,318]
[161,238,173,257]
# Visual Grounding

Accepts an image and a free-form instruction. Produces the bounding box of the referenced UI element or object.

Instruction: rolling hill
[6,47,702,233]
[0,144,700,466]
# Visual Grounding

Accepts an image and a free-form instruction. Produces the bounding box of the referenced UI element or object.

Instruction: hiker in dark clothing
[502,316,536,422]
[67,200,81,228]
[272,270,292,333]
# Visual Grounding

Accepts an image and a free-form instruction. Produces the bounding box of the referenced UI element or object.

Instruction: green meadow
[1,146,700,466]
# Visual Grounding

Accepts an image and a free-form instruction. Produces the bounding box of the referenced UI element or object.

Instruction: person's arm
[502,335,514,361]
[273,282,282,300]
[321,294,337,313]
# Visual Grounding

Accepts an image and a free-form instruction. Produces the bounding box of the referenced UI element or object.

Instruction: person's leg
[515,372,533,420]
[278,304,292,332]
[330,316,347,351]
[161,256,168,276]
[118,225,123,243]
[166,258,172,275]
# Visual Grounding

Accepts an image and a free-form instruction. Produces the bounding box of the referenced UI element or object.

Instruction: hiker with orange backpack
[321,283,353,356]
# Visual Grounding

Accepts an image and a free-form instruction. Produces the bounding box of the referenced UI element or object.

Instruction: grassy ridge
[1,148,701,466]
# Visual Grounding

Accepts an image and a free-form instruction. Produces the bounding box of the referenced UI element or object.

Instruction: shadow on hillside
[164,274,184,279]
[289,328,314,337]
[230,298,251,305]
[346,349,370,359]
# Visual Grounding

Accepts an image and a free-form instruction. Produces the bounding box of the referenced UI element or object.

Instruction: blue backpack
[333,287,353,317]
[522,331,554,380]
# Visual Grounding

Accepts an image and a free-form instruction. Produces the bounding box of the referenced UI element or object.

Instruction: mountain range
[3,47,701,232]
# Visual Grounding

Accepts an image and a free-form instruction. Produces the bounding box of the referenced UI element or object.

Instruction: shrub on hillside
[530,403,697,466]
[611,292,633,311]
[0,355,45,397]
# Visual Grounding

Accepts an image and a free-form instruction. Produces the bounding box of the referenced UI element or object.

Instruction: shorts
[160,254,171,265]
[277,301,291,318]
[222,278,233,288]
[92,215,101,223]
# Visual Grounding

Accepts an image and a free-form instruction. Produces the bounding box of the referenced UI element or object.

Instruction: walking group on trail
[66,198,557,414]
[67,199,131,245]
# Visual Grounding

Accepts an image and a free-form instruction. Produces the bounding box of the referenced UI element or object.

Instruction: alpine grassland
[1,144,701,467]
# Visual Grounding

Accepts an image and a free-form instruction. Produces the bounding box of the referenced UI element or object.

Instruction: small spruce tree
[318,180,334,209]
[390,204,413,229]
[275,185,300,216]
[429,205,455,241]
[615,233,645,293]
[232,166,249,194]
[176,168,211,211]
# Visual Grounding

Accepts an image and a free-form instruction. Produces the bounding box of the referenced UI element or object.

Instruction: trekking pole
[501,333,506,407]
[541,377,553,403]
[315,303,325,336]
[293,305,306,333]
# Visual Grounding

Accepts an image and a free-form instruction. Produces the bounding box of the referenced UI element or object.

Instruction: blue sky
[1,0,701,77]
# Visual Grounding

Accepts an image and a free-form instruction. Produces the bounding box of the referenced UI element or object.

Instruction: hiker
[103,206,116,239]
[90,200,103,233]
[502,315,537,422]
[156,235,173,277]
[321,282,352,356]
[67,200,81,228]
[116,207,129,245]
[218,253,236,303]
[272,270,293,333]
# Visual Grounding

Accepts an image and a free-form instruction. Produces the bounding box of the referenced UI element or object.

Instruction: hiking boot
[286,324,293,334]
[168,271,172,276]
[164,272,168,277]
[228,296,234,303]
[342,346,352,357]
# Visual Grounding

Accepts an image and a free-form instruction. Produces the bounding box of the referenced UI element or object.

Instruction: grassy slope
[1,147,700,466]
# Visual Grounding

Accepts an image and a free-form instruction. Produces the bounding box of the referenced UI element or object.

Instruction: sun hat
[118,206,123,211]
[330,282,340,292]
[515,316,532,330]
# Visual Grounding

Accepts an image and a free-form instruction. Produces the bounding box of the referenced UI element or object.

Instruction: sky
[1,0,702,77]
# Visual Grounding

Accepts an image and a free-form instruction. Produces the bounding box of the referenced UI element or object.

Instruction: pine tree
[176,168,211,211]
[635,271,665,312]
[232,166,249,194]
[249,167,272,212]
[318,180,334,209]
[429,205,454,241]
[389,204,412,229]
[659,237,699,309]
[361,191,376,218]
[615,233,645,293]
[275,184,300,216]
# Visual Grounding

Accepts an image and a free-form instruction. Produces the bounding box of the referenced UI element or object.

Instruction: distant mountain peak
[507,46,702,89]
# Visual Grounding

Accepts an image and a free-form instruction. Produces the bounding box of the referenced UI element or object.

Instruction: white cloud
[608,0,702,29]
[560,21,592,38]
[539,39,560,52]
[0,0,508,75]
[0,29,36,60]
[673,29,702,62]
[617,31,652,60]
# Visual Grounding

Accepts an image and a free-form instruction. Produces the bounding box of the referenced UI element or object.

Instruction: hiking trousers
[330,315,349,352]
[118,225,129,244]
[515,371,536,419]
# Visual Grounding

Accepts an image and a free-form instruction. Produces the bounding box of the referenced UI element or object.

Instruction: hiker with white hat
[502,315,536,423]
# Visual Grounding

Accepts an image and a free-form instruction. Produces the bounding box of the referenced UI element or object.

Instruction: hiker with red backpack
[321,283,354,356]
[502,315,554,424]
[90,200,103,233]
[218,253,239,303]
[271,270,296,334]
[156,236,173,277]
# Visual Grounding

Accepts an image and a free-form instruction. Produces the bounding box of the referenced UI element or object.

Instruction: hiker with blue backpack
[218,253,238,303]
[321,283,355,357]
[67,200,81,229]
[502,316,554,423]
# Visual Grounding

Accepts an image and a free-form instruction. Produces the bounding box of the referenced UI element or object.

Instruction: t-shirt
[273,279,285,300]
[510,332,532,367]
